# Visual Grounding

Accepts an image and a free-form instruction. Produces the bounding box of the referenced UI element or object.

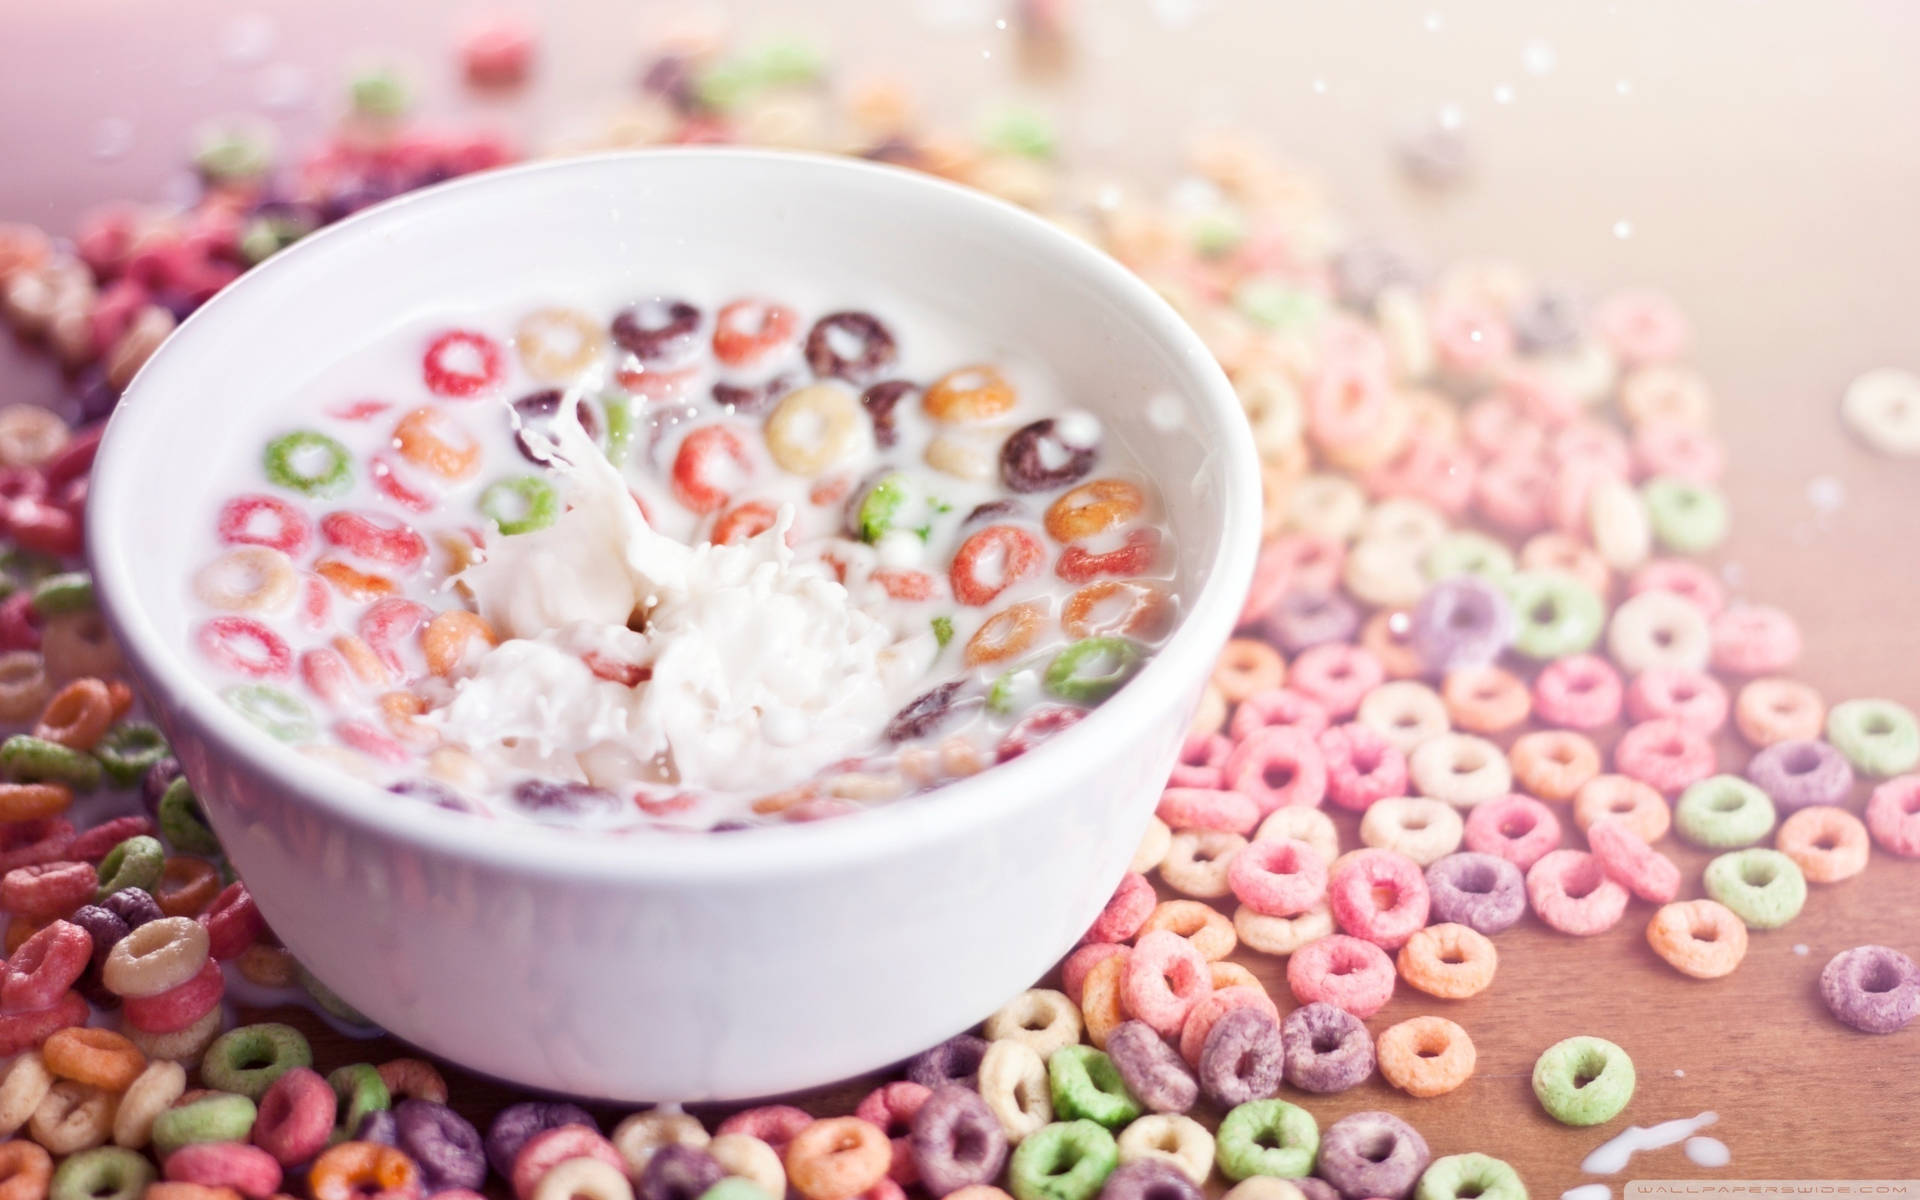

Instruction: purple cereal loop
[1820,945,1920,1035]
[355,1109,399,1145]
[806,311,897,381]
[909,1085,1009,1196]
[101,886,164,930]
[712,374,794,417]
[484,1101,599,1178]
[1099,1160,1203,1200]
[1280,1002,1375,1094]
[905,1034,989,1090]
[512,389,602,464]
[1315,1111,1431,1200]
[1409,577,1513,675]
[141,757,183,815]
[611,298,702,363]
[1293,1179,1343,1200]
[1423,852,1528,935]
[1746,739,1855,814]
[860,380,916,448]
[69,903,129,970]
[395,1099,487,1193]
[1511,289,1583,356]
[638,1144,726,1200]
[1103,1021,1199,1114]
[1197,1006,1285,1108]
[1000,419,1098,494]
[1330,240,1422,312]
[885,681,975,743]
[510,779,619,820]
[1264,588,1362,655]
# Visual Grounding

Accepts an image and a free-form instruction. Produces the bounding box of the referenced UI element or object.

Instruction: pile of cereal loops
[2,16,1919,1200]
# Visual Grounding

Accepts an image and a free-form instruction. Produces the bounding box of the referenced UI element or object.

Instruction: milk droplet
[1493,84,1515,104]
[1437,103,1465,130]
[1612,219,1634,240]
[1522,38,1558,75]
[1806,475,1845,514]
[1615,79,1634,96]
[994,17,1007,29]
[221,13,276,65]
[1563,1187,1612,1200]
[1673,1068,1686,1077]
[90,117,134,161]
[1684,1136,1731,1169]
[1792,943,1810,956]
[1423,11,1444,32]
[1581,1112,1719,1175]
[1311,78,1329,95]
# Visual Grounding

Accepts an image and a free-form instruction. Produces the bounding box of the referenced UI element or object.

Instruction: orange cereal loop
[332,636,390,687]
[1261,456,1304,541]
[1375,1016,1477,1098]
[965,602,1047,668]
[1209,961,1260,991]
[1442,666,1531,735]
[1735,678,1825,747]
[1646,899,1748,979]
[1138,899,1238,961]
[145,1186,240,1200]
[1573,774,1671,843]
[0,1140,52,1200]
[105,680,135,721]
[376,1058,449,1104]
[922,365,1016,423]
[393,407,483,480]
[1360,610,1425,681]
[1212,640,1285,705]
[155,857,223,918]
[1062,580,1176,641]
[1509,730,1602,802]
[0,782,71,822]
[1519,532,1609,597]
[31,678,115,751]
[0,650,52,722]
[41,1026,145,1092]
[1396,924,1498,1000]
[783,1117,892,1200]
[514,307,607,382]
[1045,479,1147,543]
[423,610,497,677]
[1775,806,1871,884]
[378,693,437,748]
[309,1142,421,1200]
[315,559,397,601]
[1079,952,1128,1049]
[752,785,819,816]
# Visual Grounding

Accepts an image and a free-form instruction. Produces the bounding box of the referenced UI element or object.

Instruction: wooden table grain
[5,0,1919,1191]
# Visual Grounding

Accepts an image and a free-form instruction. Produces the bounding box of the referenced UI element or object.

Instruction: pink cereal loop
[1227,837,1329,918]
[1624,665,1729,736]
[1155,788,1259,835]
[1526,849,1630,936]
[1613,718,1717,797]
[1082,873,1155,944]
[1222,726,1329,814]
[1326,848,1430,949]
[1628,559,1725,618]
[1060,944,1127,1007]
[1285,643,1384,720]
[1228,689,1330,742]
[1285,933,1396,1018]
[1318,722,1409,813]
[1865,776,1920,859]
[1708,605,1801,676]
[1531,653,1623,732]
[1462,793,1563,870]
[1176,985,1278,1067]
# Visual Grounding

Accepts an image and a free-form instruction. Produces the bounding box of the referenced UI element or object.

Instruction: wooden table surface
[5,1,1919,1192]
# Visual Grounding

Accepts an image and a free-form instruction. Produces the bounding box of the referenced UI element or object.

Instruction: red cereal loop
[1633,419,1725,482]
[1613,717,1716,797]
[326,398,393,422]
[1318,722,1408,812]
[370,457,439,513]
[1471,453,1551,534]
[1,918,90,1013]
[197,617,292,679]
[357,598,431,677]
[710,500,778,545]
[671,426,754,515]
[1865,776,1920,859]
[616,363,700,401]
[1082,872,1154,944]
[0,861,95,920]
[1526,849,1630,936]
[0,820,76,874]
[1531,653,1624,730]
[712,298,800,367]
[300,648,357,709]
[949,525,1044,607]
[41,424,103,494]
[1239,534,1344,627]
[422,330,506,398]
[1061,944,1127,1008]
[0,988,88,1055]
[1156,788,1258,835]
[1463,395,1546,462]
[299,576,334,631]
[509,1126,622,1200]
[871,570,938,603]
[336,719,410,765]
[201,882,266,960]
[1120,929,1212,1037]
[1177,985,1278,1066]
[716,1105,814,1154]
[1228,837,1328,917]
[123,956,225,1034]
[67,815,154,862]
[1055,528,1161,584]
[854,1081,929,1187]
[1585,817,1681,903]
[1550,420,1633,478]
[217,495,312,556]
[996,706,1082,762]
[1222,726,1328,815]
[1361,439,1476,518]
[0,592,40,653]
[321,511,427,571]
[7,502,83,557]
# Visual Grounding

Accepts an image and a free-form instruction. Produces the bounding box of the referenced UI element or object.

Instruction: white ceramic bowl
[88,149,1259,1101]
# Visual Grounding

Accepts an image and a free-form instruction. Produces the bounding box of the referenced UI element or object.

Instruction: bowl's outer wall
[92,151,1258,1100]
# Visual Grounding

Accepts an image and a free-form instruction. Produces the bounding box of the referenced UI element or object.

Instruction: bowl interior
[90,148,1258,872]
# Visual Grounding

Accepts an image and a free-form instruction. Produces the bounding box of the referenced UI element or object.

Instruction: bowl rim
[88,146,1261,883]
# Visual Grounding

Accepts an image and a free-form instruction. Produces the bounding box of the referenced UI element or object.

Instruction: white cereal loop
[1223,1179,1309,1200]
[1159,830,1246,899]
[1608,589,1711,674]
[112,1060,186,1149]
[1620,363,1714,428]
[764,382,869,476]
[1408,732,1512,806]
[1188,684,1228,739]
[1253,806,1339,863]
[612,1108,710,1178]
[102,916,212,998]
[534,1156,635,1200]
[1589,476,1652,570]
[983,988,1084,1059]
[0,403,71,468]
[1116,1113,1216,1184]
[1375,285,1434,382]
[1357,680,1451,755]
[977,1038,1051,1143]
[193,546,299,613]
[1235,369,1305,455]
[923,429,1000,481]
[29,1080,113,1155]
[1233,901,1333,956]
[126,1005,223,1063]
[1537,340,1617,407]
[1359,796,1465,865]
[1130,816,1173,875]
[1342,538,1428,609]
[1359,498,1448,553]
[1286,473,1367,542]
[0,1050,53,1137]
[515,306,607,382]
[706,1134,785,1198]
[1841,367,1920,456]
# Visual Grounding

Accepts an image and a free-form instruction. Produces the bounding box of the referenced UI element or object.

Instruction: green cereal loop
[982,107,1059,160]
[932,616,954,649]
[1642,476,1729,554]
[1703,848,1807,930]
[1416,1154,1528,1200]
[30,571,94,616]
[151,1092,258,1156]
[328,1063,392,1139]
[1673,775,1776,849]
[0,547,63,586]
[601,393,636,466]
[693,60,759,112]
[200,1023,314,1099]
[1046,1045,1140,1129]
[856,474,910,543]
[698,1182,770,1200]
[1,734,104,791]
[239,215,311,266]
[1825,698,1920,778]
[349,66,412,118]
[1007,1120,1119,1200]
[159,778,223,856]
[1232,281,1323,332]
[49,1146,156,1200]
[1043,638,1143,704]
[1530,1036,1635,1127]
[1503,571,1604,660]
[988,661,1042,716]
[1215,1100,1319,1181]
[223,684,316,743]
[264,431,353,498]
[96,835,165,900]
[299,963,380,1029]
[93,722,170,787]
[192,121,275,183]
[744,38,826,86]
[479,475,560,536]
[1424,531,1515,583]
